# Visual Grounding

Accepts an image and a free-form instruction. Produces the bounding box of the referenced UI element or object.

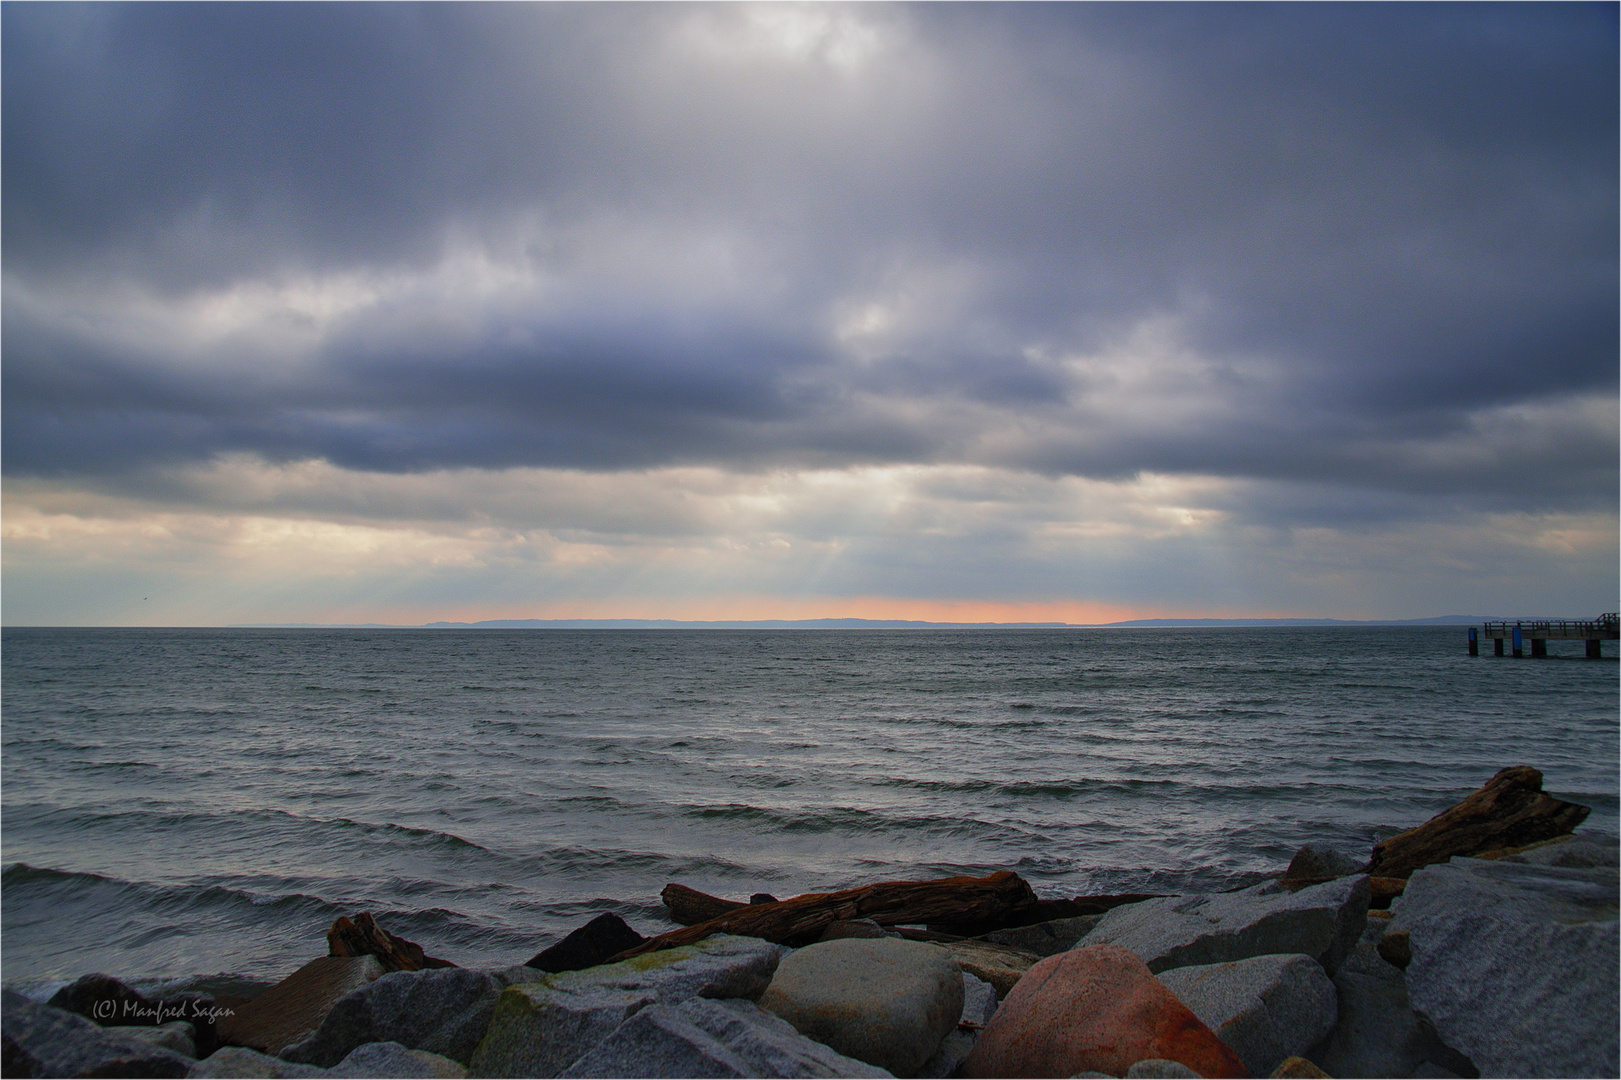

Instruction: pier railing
[1470,613,1616,658]
[1480,614,1618,640]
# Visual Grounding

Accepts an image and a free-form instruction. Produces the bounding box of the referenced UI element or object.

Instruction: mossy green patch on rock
[468,982,655,1078]
[467,936,786,1078]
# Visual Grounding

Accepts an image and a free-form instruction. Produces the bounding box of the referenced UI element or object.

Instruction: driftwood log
[1366,765,1590,879]
[1281,875,1406,908]
[663,883,749,926]
[618,870,1038,960]
[328,912,455,971]
[663,882,1159,938]
[927,894,1162,937]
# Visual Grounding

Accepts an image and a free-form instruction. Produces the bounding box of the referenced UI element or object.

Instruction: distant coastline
[219,615,1502,630]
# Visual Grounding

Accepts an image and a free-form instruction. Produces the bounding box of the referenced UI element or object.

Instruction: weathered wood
[1366,766,1590,879]
[662,882,1156,938]
[1279,875,1405,908]
[927,894,1163,937]
[662,883,747,926]
[617,871,1038,960]
[327,912,454,971]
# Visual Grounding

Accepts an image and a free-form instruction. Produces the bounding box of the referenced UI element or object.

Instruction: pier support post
[1494,638,1504,656]
[1587,638,1604,659]
[1512,626,1523,657]
[1468,627,1478,656]
[1530,637,1547,658]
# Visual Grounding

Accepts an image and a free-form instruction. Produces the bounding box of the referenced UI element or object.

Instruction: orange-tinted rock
[960,944,1246,1079]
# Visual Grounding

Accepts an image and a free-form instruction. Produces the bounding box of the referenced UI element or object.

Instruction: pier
[1469,613,1618,658]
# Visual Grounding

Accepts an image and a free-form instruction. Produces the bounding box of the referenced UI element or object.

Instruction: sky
[3,2,1616,626]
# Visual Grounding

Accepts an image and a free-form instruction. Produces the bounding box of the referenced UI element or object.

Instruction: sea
[3,625,1616,996]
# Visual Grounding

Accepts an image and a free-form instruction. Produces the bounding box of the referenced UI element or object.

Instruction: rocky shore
[4,766,1617,1079]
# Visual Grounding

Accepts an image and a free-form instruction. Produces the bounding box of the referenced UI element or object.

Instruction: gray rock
[1496,830,1620,870]
[328,1041,467,1078]
[918,973,998,1079]
[1337,912,1399,977]
[1395,857,1619,926]
[468,934,786,1077]
[485,965,549,989]
[1157,953,1336,1077]
[759,937,963,1077]
[1308,917,1428,1078]
[1391,857,1619,1078]
[107,1020,199,1057]
[1125,1059,1203,1078]
[2,989,193,1078]
[919,1032,973,1078]
[1284,843,1367,881]
[547,934,785,1001]
[47,974,158,1025]
[962,973,999,1027]
[281,968,500,1068]
[980,915,1100,956]
[1312,967,1419,1079]
[525,913,646,974]
[1085,875,1371,974]
[555,1004,755,1078]
[558,997,890,1078]
[188,1045,331,1078]
[1308,916,1477,1079]
[44,973,217,1045]
[469,983,654,1079]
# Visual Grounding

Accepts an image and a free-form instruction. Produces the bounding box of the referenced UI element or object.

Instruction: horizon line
[5,614,1530,630]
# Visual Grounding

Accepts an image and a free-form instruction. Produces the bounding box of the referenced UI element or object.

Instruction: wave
[1,863,344,921]
[63,760,164,773]
[871,774,1419,807]
[1006,703,1113,717]
[924,715,1058,731]
[525,845,756,879]
[870,776,1159,799]
[4,804,501,858]
[0,862,565,945]
[1559,791,1621,808]
[0,861,579,981]
[679,801,1053,844]
[872,777,1000,794]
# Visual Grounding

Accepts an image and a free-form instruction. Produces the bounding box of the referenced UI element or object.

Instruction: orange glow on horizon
[296,597,1309,626]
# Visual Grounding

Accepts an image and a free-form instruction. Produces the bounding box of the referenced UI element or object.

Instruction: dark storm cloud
[3,2,1615,508]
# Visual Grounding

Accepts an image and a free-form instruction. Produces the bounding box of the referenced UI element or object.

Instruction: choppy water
[3,626,1616,990]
